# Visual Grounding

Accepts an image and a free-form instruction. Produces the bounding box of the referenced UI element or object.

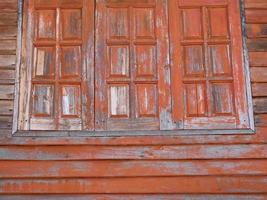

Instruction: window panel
[61,86,80,117]
[208,7,229,39]
[136,84,158,118]
[61,9,82,40]
[209,44,232,76]
[108,46,129,78]
[32,85,54,116]
[135,45,156,78]
[33,46,55,78]
[181,8,203,40]
[184,45,205,77]
[109,85,129,118]
[107,7,129,40]
[61,46,81,78]
[134,8,155,39]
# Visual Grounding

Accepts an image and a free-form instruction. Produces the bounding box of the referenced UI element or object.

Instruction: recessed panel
[134,8,155,39]
[32,85,54,116]
[185,83,206,117]
[181,8,203,40]
[208,7,229,39]
[212,82,234,115]
[61,86,80,116]
[61,9,82,40]
[34,46,55,78]
[61,46,81,78]
[107,7,129,39]
[108,46,129,77]
[135,45,156,78]
[209,44,232,76]
[36,10,56,40]
[184,45,205,76]
[34,0,57,8]
[136,84,157,118]
[109,85,129,118]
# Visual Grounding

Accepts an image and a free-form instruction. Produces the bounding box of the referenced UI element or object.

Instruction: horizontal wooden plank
[0,26,17,39]
[0,85,14,99]
[0,144,266,160]
[246,10,267,23]
[5,194,267,200]
[250,67,267,82]
[0,13,17,26]
[255,114,267,127]
[249,52,267,66]
[0,176,267,194]
[0,55,16,67]
[0,40,16,51]
[247,39,267,51]
[254,98,267,113]
[0,69,15,80]
[1,127,267,146]
[0,100,13,115]
[252,83,267,96]
[246,24,267,38]
[0,0,18,13]
[0,116,12,130]
[245,0,267,9]
[0,159,267,178]
[1,195,267,200]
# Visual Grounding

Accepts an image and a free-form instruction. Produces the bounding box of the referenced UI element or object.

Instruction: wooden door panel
[60,9,82,40]
[208,7,229,39]
[95,0,169,131]
[60,46,81,78]
[107,7,129,40]
[134,8,155,40]
[33,46,55,78]
[32,84,54,117]
[169,0,250,129]
[209,44,232,76]
[19,0,94,130]
[183,45,205,77]
[181,8,203,40]
[35,10,56,40]
[108,45,130,78]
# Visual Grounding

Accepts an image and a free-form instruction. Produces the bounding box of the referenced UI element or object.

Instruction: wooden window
[16,0,253,132]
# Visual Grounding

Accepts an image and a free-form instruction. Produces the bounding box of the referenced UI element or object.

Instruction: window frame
[12,0,255,136]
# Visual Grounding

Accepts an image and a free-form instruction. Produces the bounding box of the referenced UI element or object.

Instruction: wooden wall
[0,0,267,198]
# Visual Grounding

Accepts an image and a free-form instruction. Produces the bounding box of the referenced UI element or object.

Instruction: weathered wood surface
[0,176,267,194]
[0,0,266,196]
[1,195,267,200]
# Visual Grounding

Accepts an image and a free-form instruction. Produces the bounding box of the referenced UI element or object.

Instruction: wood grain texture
[0,0,267,196]
[0,176,267,194]
[0,195,267,200]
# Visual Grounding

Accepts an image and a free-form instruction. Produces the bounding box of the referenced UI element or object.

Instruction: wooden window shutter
[169,0,251,129]
[95,0,172,131]
[18,0,95,130]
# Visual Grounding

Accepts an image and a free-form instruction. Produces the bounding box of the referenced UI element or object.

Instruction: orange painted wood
[249,52,267,66]
[169,0,250,129]
[247,24,267,38]
[245,0,267,9]
[1,195,267,200]
[1,159,267,178]
[0,144,266,160]
[0,176,267,194]
[246,10,267,23]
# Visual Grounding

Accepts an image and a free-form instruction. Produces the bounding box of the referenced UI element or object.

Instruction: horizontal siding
[0,0,267,197]
[1,195,267,200]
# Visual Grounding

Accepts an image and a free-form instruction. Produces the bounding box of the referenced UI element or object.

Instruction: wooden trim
[240,0,255,131]
[2,127,267,146]
[12,0,24,134]
[12,128,255,137]
[13,0,255,134]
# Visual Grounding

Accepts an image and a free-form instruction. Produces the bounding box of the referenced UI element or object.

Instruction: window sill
[13,129,255,137]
